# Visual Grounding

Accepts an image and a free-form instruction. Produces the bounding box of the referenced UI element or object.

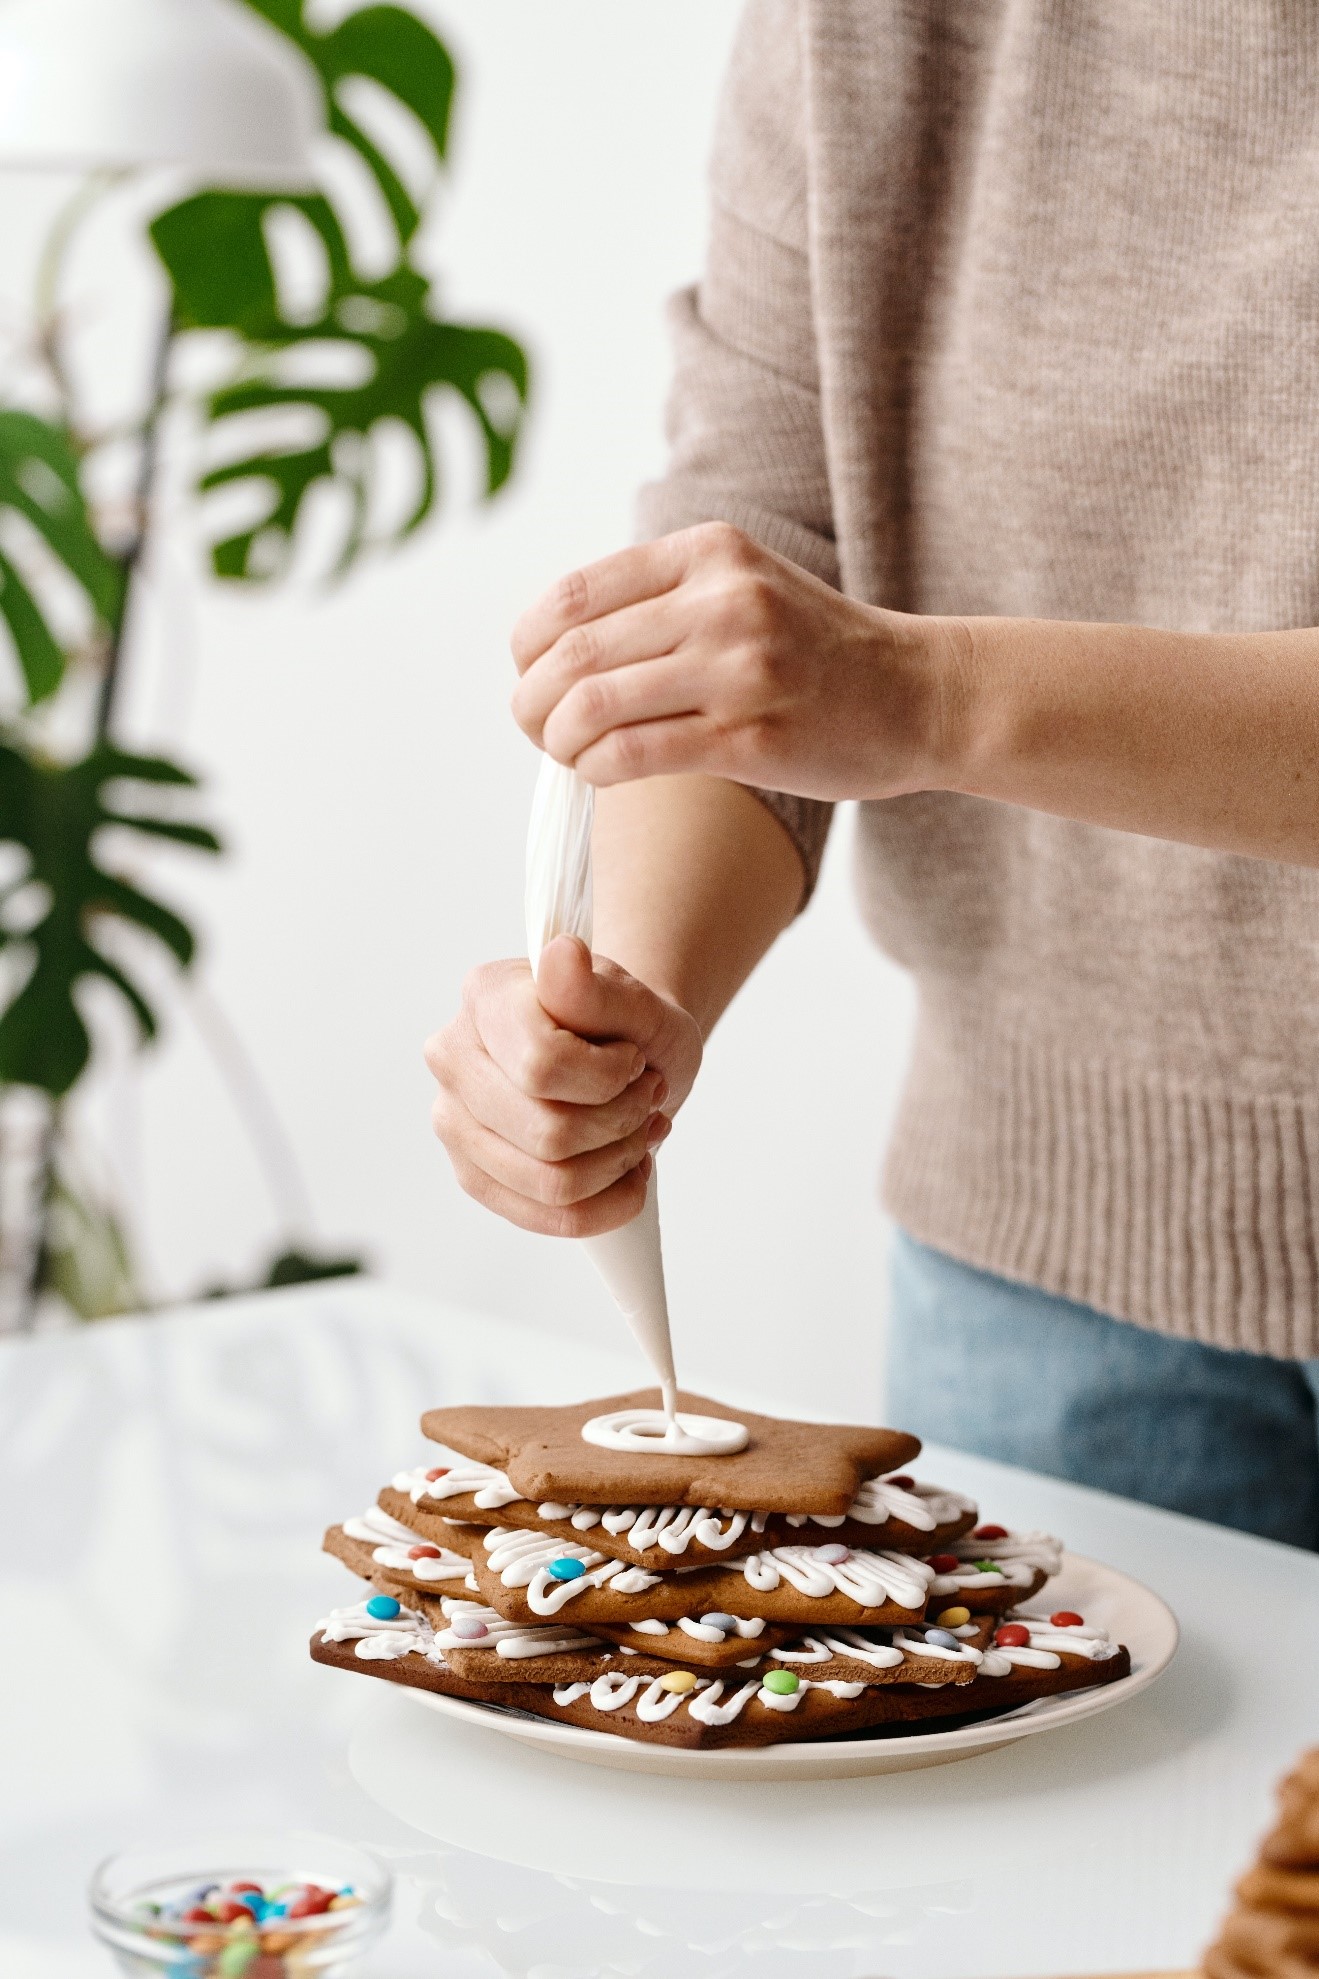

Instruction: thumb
[534,935,666,1052]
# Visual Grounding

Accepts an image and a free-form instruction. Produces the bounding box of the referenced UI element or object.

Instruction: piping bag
[524,756,680,1424]
[523,756,747,1457]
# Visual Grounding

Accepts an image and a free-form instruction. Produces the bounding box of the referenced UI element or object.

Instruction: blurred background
[0,0,914,1417]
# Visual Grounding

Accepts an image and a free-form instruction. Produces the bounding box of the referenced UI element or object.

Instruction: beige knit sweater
[637,0,1319,1361]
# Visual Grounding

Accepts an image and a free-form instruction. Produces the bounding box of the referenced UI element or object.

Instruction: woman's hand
[510,523,962,801]
[425,934,703,1237]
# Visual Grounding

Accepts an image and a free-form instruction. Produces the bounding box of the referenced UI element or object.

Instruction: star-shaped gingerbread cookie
[420,1388,920,1514]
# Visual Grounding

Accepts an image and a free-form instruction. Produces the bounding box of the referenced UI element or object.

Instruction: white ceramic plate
[399,1550,1178,1780]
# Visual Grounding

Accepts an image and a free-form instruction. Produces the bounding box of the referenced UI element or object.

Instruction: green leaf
[0,739,220,1096]
[0,412,125,705]
[241,0,455,245]
[41,1166,140,1320]
[150,192,529,580]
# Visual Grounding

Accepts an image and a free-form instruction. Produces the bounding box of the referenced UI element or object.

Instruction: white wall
[1,1,916,1416]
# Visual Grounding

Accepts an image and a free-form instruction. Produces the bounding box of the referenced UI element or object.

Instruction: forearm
[591,774,803,1038]
[941,615,1319,865]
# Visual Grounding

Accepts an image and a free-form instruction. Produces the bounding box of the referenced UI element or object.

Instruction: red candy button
[181,1907,215,1925]
[974,1523,1008,1540]
[994,1623,1030,1648]
[408,1545,442,1559]
[286,1890,334,1918]
[888,1475,915,1489]
[425,1467,450,1481]
[1050,1610,1084,1627]
[208,1901,249,1924]
[228,1883,263,1896]
[928,1554,960,1574]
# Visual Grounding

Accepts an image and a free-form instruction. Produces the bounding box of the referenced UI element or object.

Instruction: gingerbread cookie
[449,1520,938,1628]
[924,1525,1061,1613]
[323,1508,474,1599]
[420,1390,921,1515]
[383,1464,975,1570]
[587,1616,796,1668]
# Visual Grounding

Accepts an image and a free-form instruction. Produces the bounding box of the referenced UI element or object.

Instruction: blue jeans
[886,1230,1319,1550]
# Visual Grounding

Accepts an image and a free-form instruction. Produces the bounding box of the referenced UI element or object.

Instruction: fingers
[511,594,683,747]
[533,936,670,1055]
[537,650,706,765]
[449,1032,669,1161]
[572,713,726,787]
[465,958,645,1103]
[445,1151,654,1239]
[510,537,694,674]
[434,1088,667,1210]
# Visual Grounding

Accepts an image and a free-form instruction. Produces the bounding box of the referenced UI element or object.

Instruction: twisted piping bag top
[523,756,746,1457]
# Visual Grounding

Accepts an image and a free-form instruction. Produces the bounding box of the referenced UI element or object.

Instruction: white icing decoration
[480,1528,660,1614]
[951,1530,1065,1573]
[739,1547,934,1611]
[978,1614,1120,1677]
[928,1557,1043,1597]
[783,1475,975,1534]
[433,1600,604,1660]
[316,1599,443,1664]
[580,1408,749,1457]
[342,1505,470,1583]
[392,1459,523,1511]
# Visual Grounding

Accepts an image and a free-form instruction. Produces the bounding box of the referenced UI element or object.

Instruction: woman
[426,1,1319,1547]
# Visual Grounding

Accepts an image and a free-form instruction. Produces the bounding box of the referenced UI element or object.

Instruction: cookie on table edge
[420,1390,921,1516]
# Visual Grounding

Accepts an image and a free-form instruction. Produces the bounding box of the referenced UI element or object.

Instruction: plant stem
[97,305,174,741]
[15,1100,58,1332]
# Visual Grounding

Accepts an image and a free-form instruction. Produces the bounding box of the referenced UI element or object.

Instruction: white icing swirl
[739,1547,934,1611]
[979,1613,1120,1677]
[928,1557,1044,1597]
[342,1506,471,1584]
[432,1599,605,1660]
[316,1599,443,1664]
[950,1529,1064,1573]
[392,1459,523,1511]
[784,1476,974,1535]
[479,1528,660,1614]
[580,1408,748,1457]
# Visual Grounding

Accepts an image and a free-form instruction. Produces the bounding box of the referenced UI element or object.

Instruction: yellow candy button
[936,1605,971,1628]
[658,1669,697,1694]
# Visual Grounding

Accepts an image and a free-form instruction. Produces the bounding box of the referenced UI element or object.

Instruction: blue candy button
[546,1557,587,1582]
[366,1594,401,1620]
[923,1627,960,1650]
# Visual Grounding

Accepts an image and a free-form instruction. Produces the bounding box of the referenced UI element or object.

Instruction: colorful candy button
[888,1475,915,1489]
[425,1467,450,1481]
[546,1556,586,1581]
[408,1544,443,1560]
[762,1669,800,1694]
[994,1623,1030,1648]
[817,1543,850,1564]
[974,1523,1008,1540]
[923,1627,960,1650]
[935,1606,971,1628]
[365,1594,401,1620]
[1050,1610,1084,1628]
[974,1560,1000,1573]
[451,1618,488,1640]
[658,1669,697,1693]
[928,1554,960,1574]
[700,1612,738,1632]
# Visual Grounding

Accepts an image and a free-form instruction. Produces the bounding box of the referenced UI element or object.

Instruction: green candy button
[762,1669,800,1695]
[975,1560,999,1572]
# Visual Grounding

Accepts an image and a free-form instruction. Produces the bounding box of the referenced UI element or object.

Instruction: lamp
[0,0,320,184]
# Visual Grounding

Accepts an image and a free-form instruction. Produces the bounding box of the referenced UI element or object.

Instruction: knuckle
[422,1029,447,1077]
[610,725,650,777]
[572,673,611,727]
[693,519,746,563]
[518,1039,559,1095]
[533,1113,577,1163]
[555,567,591,622]
[559,623,602,677]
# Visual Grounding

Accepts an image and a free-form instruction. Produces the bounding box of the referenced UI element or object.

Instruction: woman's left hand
[510,522,963,801]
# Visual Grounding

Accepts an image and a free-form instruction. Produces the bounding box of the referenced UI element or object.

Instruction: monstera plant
[0,1,528,1327]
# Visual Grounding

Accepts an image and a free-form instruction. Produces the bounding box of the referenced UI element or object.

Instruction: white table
[1,1281,1314,1978]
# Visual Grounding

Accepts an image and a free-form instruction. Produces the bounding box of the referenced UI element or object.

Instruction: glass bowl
[88,1829,391,1975]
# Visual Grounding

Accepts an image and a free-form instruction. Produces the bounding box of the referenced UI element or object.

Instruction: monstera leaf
[0,740,220,1096]
[242,0,454,247]
[150,191,528,579]
[0,412,125,706]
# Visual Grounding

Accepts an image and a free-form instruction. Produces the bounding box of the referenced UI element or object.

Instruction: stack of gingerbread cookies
[310,1389,1130,1751]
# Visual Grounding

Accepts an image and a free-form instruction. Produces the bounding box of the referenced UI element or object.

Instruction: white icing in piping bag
[524,756,746,1457]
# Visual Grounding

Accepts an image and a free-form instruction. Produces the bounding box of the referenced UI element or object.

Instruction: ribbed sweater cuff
[883,1002,1319,1360]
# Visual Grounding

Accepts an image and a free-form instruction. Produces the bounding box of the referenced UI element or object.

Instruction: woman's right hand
[424,933,703,1236]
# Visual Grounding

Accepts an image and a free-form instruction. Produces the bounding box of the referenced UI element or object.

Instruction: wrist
[899,609,980,794]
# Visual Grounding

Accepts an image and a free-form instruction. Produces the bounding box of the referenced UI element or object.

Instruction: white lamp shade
[0,0,322,183]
